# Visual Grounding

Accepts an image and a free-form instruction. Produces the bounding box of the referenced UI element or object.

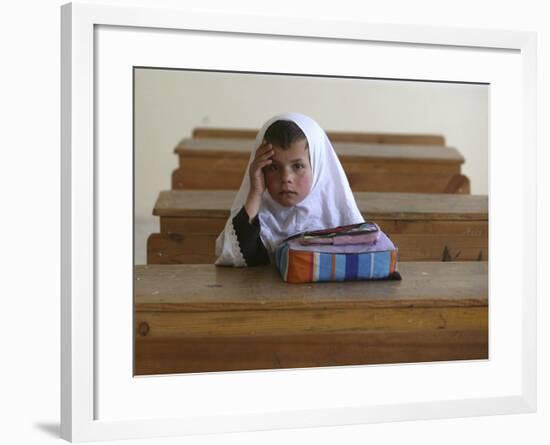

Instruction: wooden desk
[134,262,488,375]
[192,127,446,145]
[172,138,469,194]
[146,190,488,264]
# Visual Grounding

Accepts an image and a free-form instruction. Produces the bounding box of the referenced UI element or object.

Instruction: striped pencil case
[275,227,400,284]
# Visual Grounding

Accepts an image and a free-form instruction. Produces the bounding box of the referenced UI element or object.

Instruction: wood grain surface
[153,190,487,220]
[192,128,446,146]
[145,190,488,264]
[134,262,488,375]
[171,138,465,193]
[135,262,487,309]
[175,138,460,161]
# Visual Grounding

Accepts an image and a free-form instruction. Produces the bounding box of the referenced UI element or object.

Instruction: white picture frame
[61,2,537,442]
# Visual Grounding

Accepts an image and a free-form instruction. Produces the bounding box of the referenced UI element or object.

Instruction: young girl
[215,112,364,267]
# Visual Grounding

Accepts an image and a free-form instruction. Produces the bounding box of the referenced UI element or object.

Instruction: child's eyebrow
[270,157,307,164]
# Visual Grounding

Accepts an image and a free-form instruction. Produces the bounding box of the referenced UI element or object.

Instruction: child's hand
[248,140,273,196]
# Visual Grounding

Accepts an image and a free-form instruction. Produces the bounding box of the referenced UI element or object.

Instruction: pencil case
[274,225,400,284]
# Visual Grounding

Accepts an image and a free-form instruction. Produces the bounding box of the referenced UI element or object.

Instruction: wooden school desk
[192,127,446,146]
[134,261,488,375]
[171,138,470,194]
[146,190,488,264]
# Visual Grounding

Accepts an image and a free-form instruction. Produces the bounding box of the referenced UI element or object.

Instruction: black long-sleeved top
[232,206,270,266]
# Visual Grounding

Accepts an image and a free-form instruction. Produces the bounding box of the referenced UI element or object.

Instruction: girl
[215,112,364,267]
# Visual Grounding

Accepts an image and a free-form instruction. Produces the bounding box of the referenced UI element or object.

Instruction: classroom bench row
[172,137,470,193]
[146,190,488,264]
[134,261,488,375]
[192,127,447,145]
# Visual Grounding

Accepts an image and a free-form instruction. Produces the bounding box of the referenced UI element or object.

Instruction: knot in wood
[138,322,150,337]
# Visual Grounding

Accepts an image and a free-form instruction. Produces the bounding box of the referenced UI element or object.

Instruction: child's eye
[266,164,278,172]
[293,163,304,170]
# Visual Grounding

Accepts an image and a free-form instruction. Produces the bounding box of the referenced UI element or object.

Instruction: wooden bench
[146,190,488,264]
[172,138,470,194]
[192,127,446,145]
[134,261,488,375]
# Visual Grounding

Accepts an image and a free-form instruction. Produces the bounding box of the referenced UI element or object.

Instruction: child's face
[263,138,313,207]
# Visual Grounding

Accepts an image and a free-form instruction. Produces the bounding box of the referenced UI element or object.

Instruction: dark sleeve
[232,206,270,266]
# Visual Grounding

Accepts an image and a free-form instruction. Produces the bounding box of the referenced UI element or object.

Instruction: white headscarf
[215,112,364,266]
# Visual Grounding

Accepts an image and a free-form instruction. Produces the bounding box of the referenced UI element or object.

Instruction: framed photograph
[133,68,490,376]
[61,1,537,442]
